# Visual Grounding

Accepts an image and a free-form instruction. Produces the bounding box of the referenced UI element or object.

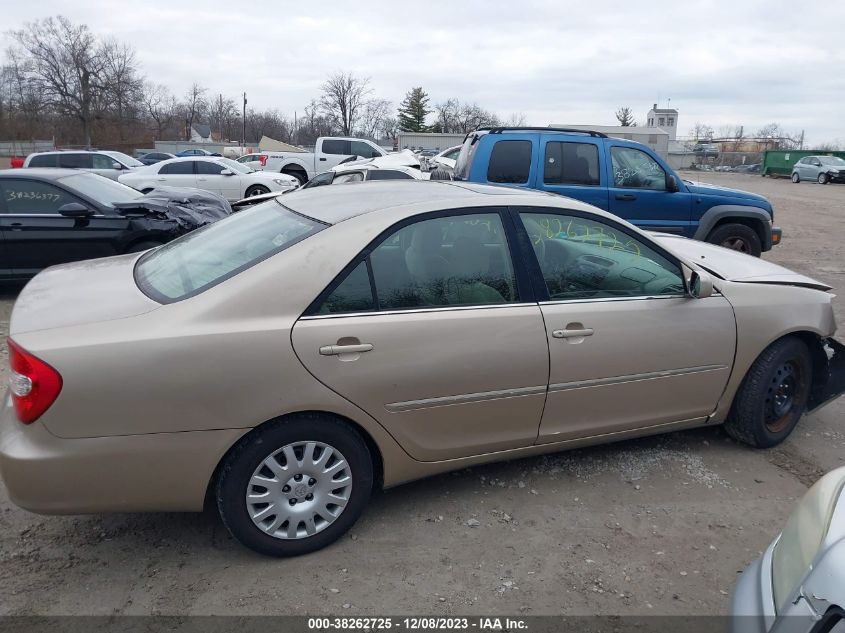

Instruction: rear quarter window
[135,201,325,302]
[28,154,58,167]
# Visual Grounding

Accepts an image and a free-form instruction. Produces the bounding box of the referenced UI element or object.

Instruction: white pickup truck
[243,137,388,185]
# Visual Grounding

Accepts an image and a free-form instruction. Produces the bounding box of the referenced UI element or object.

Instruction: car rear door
[515,208,736,443]
[536,138,609,210]
[91,153,123,180]
[0,178,129,276]
[291,208,549,462]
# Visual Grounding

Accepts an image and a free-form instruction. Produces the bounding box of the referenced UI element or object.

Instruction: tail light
[259,155,267,167]
[7,338,63,424]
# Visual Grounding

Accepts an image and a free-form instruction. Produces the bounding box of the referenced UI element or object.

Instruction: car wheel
[245,185,270,198]
[818,173,829,185]
[791,172,800,183]
[125,240,164,254]
[724,336,812,448]
[429,169,453,181]
[216,414,373,557]
[706,223,762,257]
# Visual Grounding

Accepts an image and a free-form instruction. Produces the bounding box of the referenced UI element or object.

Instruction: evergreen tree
[398,87,431,132]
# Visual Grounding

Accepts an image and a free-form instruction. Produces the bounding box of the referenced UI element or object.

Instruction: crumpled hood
[684,180,772,209]
[651,233,831,291]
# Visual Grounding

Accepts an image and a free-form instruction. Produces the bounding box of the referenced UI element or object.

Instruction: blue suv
[450,127,781,256]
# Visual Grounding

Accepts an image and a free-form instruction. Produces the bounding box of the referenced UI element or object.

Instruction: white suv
[23,150,144,180]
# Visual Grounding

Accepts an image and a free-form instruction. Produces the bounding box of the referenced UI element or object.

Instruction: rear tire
[216,414,373,557]
[706,223,762,257]
[791,172,800,183]
[724,337,812,448]
[818,173,829,185]
[245,185,270,198]
[429,169,452,181]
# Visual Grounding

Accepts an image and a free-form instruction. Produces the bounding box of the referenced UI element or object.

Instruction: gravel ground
[0,173,843,616]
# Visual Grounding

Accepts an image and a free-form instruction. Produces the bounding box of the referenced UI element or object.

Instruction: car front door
[607,145,694,237]
[157,161,198,188]
[57,152,93,173]
[516,208,736,443]
[537,139,609,210]
[0,178,128,276]
[291,209,549,461]
[196,160,239,199]
[91,153,123,180]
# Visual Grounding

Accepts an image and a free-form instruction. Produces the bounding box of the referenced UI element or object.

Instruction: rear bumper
[0,396,247,514]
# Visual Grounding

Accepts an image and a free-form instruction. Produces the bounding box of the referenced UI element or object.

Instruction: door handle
[552,328,594,339]
[9,222,23,231]
[319,343,374,355]
[319,157,327,161]
[615,193,637,201]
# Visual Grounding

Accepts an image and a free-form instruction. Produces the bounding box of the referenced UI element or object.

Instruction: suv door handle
[319,157,327,161]
[615,193,637,201]
[319,343,374,355]
[552,328,594,339]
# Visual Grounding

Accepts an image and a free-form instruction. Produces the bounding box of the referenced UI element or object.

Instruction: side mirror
[688,269,714,299]
[111,162,123,170]
[220,169,234,176]
[666,174,680,192]
[58,202,94,218]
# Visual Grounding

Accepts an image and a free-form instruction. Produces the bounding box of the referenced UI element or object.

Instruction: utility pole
[242,92,247,152]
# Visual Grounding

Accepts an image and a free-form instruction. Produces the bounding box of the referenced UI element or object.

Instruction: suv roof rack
[477,126,608,138]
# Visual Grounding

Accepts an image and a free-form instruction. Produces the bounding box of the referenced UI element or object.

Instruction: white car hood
[651,233,832,291]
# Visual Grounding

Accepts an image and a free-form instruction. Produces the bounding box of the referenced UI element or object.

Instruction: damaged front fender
[808,337,845,412]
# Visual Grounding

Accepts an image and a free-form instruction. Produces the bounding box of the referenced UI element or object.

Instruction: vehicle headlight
[272,178,292,186]
[829,169,840,175]
[771,467,845,612]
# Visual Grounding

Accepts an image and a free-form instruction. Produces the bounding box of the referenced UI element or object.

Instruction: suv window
[544,142,600,186]
[135,200,324,302]
[28,154,58,167]
[350,141,381,158]
[92,154,117,169]
[366,170,413,181]
[315,211,518,314]
[196,161,225,175]
[519,211,684,300]
[487,140,531,184]
[58,153,93,169]
[610,147,667,190]
[322,140,351,155]
[160,161,195,175]
[0,179,76,214]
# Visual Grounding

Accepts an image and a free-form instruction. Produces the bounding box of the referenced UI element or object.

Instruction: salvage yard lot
[0,173,843,616]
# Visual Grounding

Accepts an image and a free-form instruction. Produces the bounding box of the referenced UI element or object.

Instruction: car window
[445,148,461,160]
[351,141,381,158]
[322,139,350,155]
[58,153,93,169]
[58,173,142,206]
[135,200,325,302]
[610,147,667,190]
[544,142,600,186]
[28,154,58,167]
[366,170,413,181]
[519,211,685,300]
[811,158,821,166]
[92,154,117,169]
[315,212,518,314]
[0,179,77,214]
[160,161,195,175]
[333,172,364,183]
[104,151,143,167]
[319,261,375,314]
[487,140,531,184]
[196,161,225,175]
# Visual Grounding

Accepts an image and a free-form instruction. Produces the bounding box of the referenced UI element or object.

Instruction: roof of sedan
[278,180,552,224]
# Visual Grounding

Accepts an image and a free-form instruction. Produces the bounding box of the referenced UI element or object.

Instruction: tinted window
[319,261,374,314]
[322,140,350,155]
[0,179,76,214]
[366,170,413,181]
[351,141,381,158]
[543,142,600,186]
[610,147,667,190]
[196,161,225,175]
[28,154,58,167]
[301,172,334,189]
[519,211,684,300]
[160,161,195,175]
[135,201,324,302]
[58,153,93,169]
[487,140,531,184]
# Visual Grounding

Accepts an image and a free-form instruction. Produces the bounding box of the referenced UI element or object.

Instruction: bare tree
[689,122,715,141]
[615,106,635,127]
[100,38,142,140]
[183,82,208,140]
[504,112,528,127]
[319,72,371,136]
[209,93,238,141]
[143,83,179,140]
[358,98,391,139]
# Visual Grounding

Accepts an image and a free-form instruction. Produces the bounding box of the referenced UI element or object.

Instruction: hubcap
[764,361,804,433]
[246,441,352,540]
[721,237,750,253]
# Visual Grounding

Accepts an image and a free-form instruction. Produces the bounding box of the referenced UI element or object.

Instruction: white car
[429,145,461,173]
[118,157,299,201]
[301,155,428,189]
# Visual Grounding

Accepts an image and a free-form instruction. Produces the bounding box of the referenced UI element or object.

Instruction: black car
[0,169,229,281]
[139,151,176,165]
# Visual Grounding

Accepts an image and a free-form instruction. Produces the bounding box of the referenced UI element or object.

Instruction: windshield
[58,172,143,206]
[135,200,325,302]
[819,156,845,166]
[219,157,253,174]
[103,151,144,168]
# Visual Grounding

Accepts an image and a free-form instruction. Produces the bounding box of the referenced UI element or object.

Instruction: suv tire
[706,223,762,257]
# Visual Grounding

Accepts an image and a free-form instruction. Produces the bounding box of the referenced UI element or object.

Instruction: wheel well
[710,216,766,246]
[203,411,385,511]
[281,166,308,182]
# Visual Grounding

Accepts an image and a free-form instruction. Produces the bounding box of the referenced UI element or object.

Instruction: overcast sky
[2,0,843,145]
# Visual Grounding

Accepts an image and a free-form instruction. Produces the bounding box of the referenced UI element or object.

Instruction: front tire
[791,172,800,183]
[818,173,829,185]
[245,185,270,198]
[216,414,373,557]
[724,337,812,448]
[706,223,763,257]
